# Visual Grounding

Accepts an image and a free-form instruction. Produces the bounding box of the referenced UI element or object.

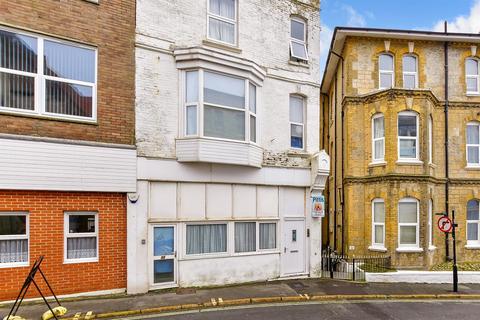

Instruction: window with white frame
[234,221,277,253]
[64,212,98,262]
[0,27,96,120]
[290,17,308,61]
[372,114,385,162]
[372,199,385,248]
[379,54,394,89]
[403,55,417,89]
[398,111,419,161]
[186,224,227,255]
[207,0,237,45]
[428,199,434,248]
[466,58,479,94]
[428,116,433,164]
[467,200,480,246]
[467,122,480,166]
[398,198,419,248]
[184,70,256,142]
[290,95,304,149]
[0,213,28,266]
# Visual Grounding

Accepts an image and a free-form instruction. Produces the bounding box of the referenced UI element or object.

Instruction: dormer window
[290,17,308,61]
[207,0,237,45]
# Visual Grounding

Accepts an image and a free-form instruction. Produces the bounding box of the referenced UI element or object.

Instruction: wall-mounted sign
[311,195,325,218]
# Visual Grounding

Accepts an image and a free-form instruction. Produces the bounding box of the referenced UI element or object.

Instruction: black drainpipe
[333,72,338,251]
[444,21,450,260]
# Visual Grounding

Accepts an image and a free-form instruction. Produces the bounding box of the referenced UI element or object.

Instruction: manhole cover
[176,288,196,295]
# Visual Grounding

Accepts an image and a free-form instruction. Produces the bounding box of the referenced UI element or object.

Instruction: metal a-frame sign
[5,256,63,320]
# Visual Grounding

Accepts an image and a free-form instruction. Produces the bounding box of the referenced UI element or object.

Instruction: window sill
[368,246,387,252]
[83,0,99,4]
[396,247,423,253]
[465,244,480,249]
[232,250,281,257]
[181,252,231,261]
[0,108,98,125]
[0,262,29,269]
[368,161,387,167]
[202,39,242,54]
[428,245,437,251]
[176,137,263,168]
[465,165,480,170]
[287,149,310,158]
[466,92,480,96]
[396,160,423,166]
[288,60,310,69]
[63,258,99,264]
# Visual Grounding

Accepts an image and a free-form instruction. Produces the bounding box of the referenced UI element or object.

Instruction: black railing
[321,248,391,281]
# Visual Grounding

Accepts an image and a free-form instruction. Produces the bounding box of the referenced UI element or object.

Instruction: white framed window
[64,212,98,263]
[398,111,419,161]
[379,53,394,89]
[183,69,257,142]
[207,0,237,45]
[186,223,227,255]
[398,198,419,249]
[290,95,305,149]
[467,200,480,246]
[428,199,434,248]
[0,212,29,267]
[372,114,385,162]
[466,58,480,94]
[0,26,97,121]
[290,17,308,61]
[428,116,433,164]
[403,55,418,89]
[372,199,385,248]
[467,122,480,166]
[234,221,277,253]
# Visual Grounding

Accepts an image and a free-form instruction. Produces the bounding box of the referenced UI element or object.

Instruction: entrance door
[281,219,306,275]
[151,225,176,286]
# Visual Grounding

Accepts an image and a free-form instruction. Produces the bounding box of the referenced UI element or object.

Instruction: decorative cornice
[342,88,440,106]
[344,174,446,185]
[449,178,480,185]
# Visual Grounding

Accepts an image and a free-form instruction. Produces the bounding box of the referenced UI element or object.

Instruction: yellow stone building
[321,27,480,268]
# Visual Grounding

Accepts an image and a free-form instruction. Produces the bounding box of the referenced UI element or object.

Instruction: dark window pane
[0,72,35,110]
[44,40,95,83]
[154,259,174,283]
[0,216,26,235]
[68,215,96,233]
[398,115,417,136]
[0,30,37,73]
[467,200,480,221]
[45,80,92,117]
[291,124,303,148]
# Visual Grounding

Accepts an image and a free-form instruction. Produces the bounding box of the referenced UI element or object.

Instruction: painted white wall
[0,136,136,192]
[366,271,480,284]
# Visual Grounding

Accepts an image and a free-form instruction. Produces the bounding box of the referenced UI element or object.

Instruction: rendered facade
[322,27,480,268]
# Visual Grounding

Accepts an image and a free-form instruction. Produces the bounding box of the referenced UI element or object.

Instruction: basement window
[0,213,29,267]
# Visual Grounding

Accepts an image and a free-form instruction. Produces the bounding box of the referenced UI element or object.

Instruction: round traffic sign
[438,216,453,233]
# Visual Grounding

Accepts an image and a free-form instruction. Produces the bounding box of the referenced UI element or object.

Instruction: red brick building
[0,0,136,300]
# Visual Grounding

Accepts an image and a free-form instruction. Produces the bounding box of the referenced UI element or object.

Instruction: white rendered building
[128,0,329,293]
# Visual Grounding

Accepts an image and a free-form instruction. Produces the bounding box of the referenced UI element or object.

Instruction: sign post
[437,212,458,292]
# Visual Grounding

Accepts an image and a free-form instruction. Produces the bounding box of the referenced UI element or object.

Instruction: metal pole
[452,210,458,292]
[352,258,355,281]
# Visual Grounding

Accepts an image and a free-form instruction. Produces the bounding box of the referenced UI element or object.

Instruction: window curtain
[67,237,96,259]
[235,222,256,252]
[208,0,235,44]
[0,239,28,263]
[259,223,276,249]
[209,0,235,19]
[186,224,227,254]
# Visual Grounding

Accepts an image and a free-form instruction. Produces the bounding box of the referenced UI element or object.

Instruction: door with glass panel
[151,225,176,286]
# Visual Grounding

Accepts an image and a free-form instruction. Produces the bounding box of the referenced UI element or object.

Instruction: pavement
[1,279,480,320]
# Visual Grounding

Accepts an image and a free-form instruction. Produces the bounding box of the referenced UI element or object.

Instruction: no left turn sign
[438,216,453,233]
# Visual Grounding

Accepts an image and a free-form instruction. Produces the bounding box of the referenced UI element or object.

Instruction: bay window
[398,111,419,161]
[372,199,385,248]
[0,27,96,121]
[467,200,480,246]
[290,17,308,61]
[379,54,394,89]
[466,58,479,94]
[398,198,419,249]
[372,114,385,162]
[0,213,29,266]
[64,212,98,263]
[207,0,237,45]
[184,69,256,142]
[290,95,304,149]
[467,122,480,166]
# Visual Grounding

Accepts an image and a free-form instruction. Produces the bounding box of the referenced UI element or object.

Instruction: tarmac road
[119,300,480,320]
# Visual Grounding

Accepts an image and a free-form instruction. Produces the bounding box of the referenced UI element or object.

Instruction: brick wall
[0,0,135,145]
[0,191,127,301]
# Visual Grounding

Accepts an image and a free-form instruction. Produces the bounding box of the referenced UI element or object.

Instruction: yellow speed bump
[3,316,26,320]
[41,306,67,320]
